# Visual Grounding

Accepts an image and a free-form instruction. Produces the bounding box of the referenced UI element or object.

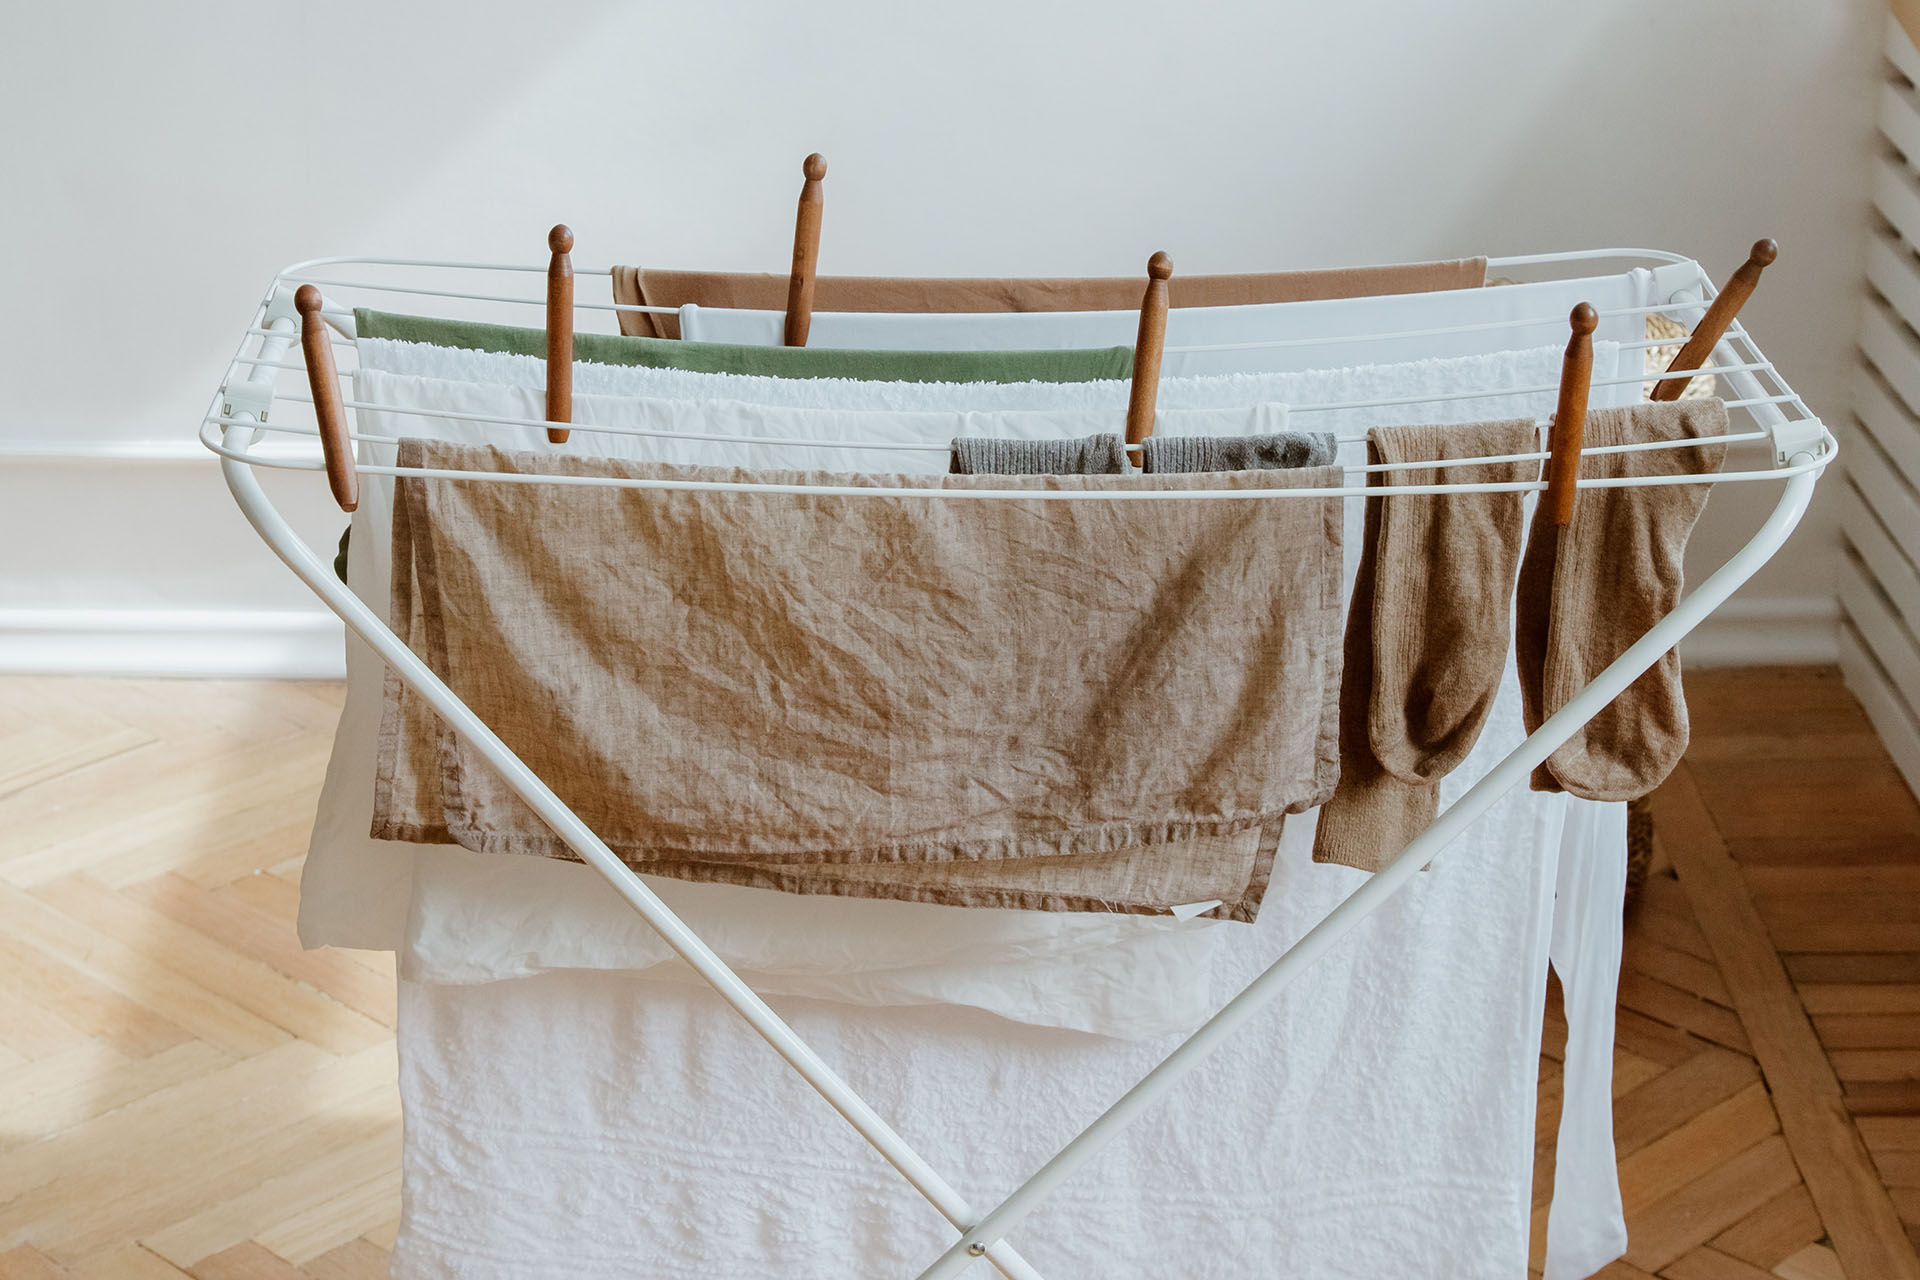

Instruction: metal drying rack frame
[207,244,1832,1280]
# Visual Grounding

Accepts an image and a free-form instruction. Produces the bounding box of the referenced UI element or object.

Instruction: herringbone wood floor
[0,668,1916,1279]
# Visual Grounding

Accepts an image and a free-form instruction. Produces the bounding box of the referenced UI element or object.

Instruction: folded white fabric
[674,264,1692,385]
[390,663,1564,1280]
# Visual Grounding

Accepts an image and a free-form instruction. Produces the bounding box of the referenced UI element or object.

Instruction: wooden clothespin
[294,285,358,513]
[1651,237,1776,402]
[545,224,574,444]
[785,153,827,347]
[1124,252,1173,457]
[1545,303,1597,526]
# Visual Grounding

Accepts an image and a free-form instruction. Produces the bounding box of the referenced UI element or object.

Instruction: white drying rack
[207,245,1832,1280]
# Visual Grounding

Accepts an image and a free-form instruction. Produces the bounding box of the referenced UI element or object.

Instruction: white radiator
[1843,12,1920,801]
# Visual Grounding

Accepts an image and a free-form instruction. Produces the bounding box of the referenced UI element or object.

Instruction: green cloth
[353,308,1133,384]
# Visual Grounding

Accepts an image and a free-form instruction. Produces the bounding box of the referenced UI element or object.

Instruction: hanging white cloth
[304,268,1669,1272]
[390,685,1565,1278]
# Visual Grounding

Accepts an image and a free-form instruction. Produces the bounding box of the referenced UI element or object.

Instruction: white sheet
[1544,798,1629,1278]
[336,295,1645,1271]
[391,661,1565,1280]
[673,273,1655,1278]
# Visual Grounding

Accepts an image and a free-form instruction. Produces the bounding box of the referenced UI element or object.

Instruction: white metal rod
[277,275,675,314]
[272,245,1683,280]
[201,415,1834,499]
[248,354,1780,438]
[273,277,1708,340]
[909,463,1822,1280]
[258,296,1725,358]
[218,327,1048,1280]
[265,245,1687,280]
[218,333,1720,375]
[1485,246,1689,268]
[272,245,1687,306]
[1167,300,1715,355]
[206,411,1768,467]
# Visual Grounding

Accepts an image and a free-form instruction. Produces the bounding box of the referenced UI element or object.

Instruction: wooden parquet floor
[0,667,1916,1279]
[0,679,396,1280]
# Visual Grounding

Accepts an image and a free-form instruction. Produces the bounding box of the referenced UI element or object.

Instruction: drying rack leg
[908,466,1820,1280]
[216,321,1049,1280]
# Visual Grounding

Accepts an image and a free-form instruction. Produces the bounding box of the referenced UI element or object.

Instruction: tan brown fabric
[612,259,1491,338]
[1517,400,1729,800]
[373,439,1345,920]
[1312,421,1541,872]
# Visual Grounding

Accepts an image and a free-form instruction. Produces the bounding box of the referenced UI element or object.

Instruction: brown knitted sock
[1367,421,1540,783]
[1313,421,1539,871]
[1516,399,1729,800]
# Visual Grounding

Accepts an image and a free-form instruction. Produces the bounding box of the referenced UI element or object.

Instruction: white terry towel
[390,659,1564,1280]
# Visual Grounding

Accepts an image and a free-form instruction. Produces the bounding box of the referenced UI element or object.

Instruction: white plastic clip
[1769,416,1826,469]
[223,288,304,419]
[263,286,300,330]
[1663,285,1707,328]
[221,376,274,422]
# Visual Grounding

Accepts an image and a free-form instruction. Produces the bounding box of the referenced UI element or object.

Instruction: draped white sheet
[316,267,1669,1274]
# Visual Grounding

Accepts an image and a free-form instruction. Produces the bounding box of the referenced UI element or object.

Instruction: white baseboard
[0,595,1836,681]
[1679,596,1840,668]
[0,608,345,679]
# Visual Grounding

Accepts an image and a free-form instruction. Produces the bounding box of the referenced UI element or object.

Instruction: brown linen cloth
[1312,421,1541,873]
[613,259,1490,338]
[1516,399,1730,800]
[374,439,1345,921]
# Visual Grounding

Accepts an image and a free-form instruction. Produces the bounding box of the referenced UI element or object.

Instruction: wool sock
[1516,399,1729,800]
[949,434,1133,474]
[1313,420,1539,871]
[1140,431,1336,472]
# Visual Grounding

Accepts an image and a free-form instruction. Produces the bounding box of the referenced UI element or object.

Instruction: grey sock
[1140,432,1336,473]
[949,434,1134,475]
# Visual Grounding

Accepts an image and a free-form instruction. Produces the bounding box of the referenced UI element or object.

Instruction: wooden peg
[1124,252,1173,450]
[1545,303,1597,527]
[1651,237,1777,402]
[785,153,827,347]
[545,224,574,443]
[294,285,358,513]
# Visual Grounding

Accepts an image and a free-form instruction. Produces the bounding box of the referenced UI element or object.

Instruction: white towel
[391,661,1564,1280]
[674,263,1693,387]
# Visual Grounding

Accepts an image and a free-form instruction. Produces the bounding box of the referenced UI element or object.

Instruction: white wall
[0,0,1883,675]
